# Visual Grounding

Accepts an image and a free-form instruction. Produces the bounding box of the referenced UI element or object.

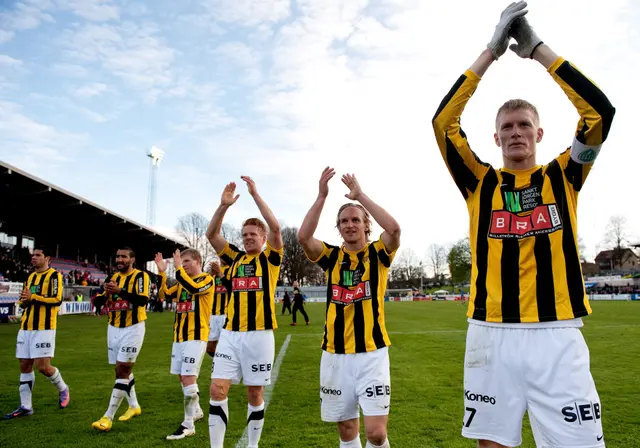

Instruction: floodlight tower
[146,146,165,226]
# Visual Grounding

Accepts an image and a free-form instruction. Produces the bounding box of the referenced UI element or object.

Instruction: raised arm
[509,18,615,165]
[154,253,178,302]
[432,2,526,199]
[342,174,401,253]
[206,182,239,253]
[298,167,335,261]
[241,176,283,250]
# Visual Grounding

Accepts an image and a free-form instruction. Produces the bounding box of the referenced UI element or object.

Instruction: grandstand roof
[0,160,185,263]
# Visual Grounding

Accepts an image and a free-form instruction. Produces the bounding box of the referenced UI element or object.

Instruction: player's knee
[365,426,387,445]
[338,420,359,441]
[210,381,229,401]
[246,386,263,404]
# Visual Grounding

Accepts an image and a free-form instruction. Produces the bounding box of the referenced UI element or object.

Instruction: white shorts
[463,322,604,448]
[16,330,56,359]
[171,340,207,376]
[208,315,227,342]
[320,347,391,422]
[211,329,275,386]
[107,322,146,365]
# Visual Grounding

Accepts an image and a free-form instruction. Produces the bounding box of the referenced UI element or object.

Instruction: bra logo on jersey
[232,276,263,291]
[503,185,542,213]
[106,300,130,312]
[176,301,194,313]
[237,264,256,277]
[215,285,227,293]
[489,204,562,239]
[331,281,371,305]
[342,269,363,287]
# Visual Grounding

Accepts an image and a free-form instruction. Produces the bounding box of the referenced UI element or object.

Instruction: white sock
[46,368,67,392]
[341,434,363,447]
[209,398,228,448]
[19,372,35,410]
[182,384,199,429]
[104,379,128,420]
[366,439,390,448]
[127,373,139,408]
[247,401,265,448]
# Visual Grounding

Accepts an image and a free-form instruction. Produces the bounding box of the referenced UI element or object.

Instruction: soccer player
[207,259,230,358]
[155,248,214,440]
[91,247,150,431]
[205,176,283,448]
[4,246,69,419]
[281,289,292,315]
[290,281,309,326]
[298,168,401,448]
[431,3,615,447]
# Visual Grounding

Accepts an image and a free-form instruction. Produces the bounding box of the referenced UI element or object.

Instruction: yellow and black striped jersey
[212,265,230,316]
[309,239,396,354]
[20,268,63,331]
[94,269,150,328]
[158,268,214,342]
[219,242,282,332]
[432,57,615,323]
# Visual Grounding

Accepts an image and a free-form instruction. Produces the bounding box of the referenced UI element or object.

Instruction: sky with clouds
[1,0,638,268]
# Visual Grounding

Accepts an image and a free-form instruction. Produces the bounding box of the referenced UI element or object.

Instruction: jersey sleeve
[175,267,214,295]
[432,70,491,200]
[158,272,178,302]
[548,57,616,187]
[372,238,398,268]
[219,242,245,266]
[263,241,283,267]
[307,241,339,272]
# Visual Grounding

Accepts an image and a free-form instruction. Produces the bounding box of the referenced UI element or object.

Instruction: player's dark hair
[118,246,136,258]
[33,246,52,258]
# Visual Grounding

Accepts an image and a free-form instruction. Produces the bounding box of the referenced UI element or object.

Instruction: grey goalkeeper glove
[487,1,528,60]
[509,16,543,58]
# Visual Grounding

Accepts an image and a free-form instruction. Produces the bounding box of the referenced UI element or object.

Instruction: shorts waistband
[468,318,583,329]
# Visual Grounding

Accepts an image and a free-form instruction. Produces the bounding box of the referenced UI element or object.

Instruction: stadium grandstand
[0,160,185,274]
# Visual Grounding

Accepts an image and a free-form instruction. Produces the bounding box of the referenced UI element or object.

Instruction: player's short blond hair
[335,204,372,239]
[181,248,202,264]
[495,99,540,129]
[242,218,267,236]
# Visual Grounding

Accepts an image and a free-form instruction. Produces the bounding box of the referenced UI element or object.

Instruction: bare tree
[604,215,630,268]
[427,243,447,279]
[175,212,216,269]
[220,223,243,248]
[280,227,323,286]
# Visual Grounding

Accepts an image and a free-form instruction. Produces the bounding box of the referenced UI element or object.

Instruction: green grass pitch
[1,301,639,447]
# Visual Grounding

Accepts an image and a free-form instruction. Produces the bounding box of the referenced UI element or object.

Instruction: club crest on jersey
[30,285,42,294]
[179,290,192,302]
[331,280,371,305]
[232,276,262,291]
[490,186,562,239]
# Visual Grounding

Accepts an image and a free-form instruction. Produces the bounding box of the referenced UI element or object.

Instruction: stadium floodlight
[146,146,165,226]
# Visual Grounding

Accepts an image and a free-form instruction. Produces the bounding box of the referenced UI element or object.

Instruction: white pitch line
[234,334,292,448]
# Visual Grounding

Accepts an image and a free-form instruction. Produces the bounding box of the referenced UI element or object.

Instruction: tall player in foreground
[91,247,150,431]
[432,2,615,447]
[156,248,214,440]
[4,246,69,419]
[205,176,283,448]
[299,168,400,448]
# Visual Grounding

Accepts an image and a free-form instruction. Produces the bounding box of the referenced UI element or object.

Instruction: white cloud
[0,30,15,44]
[212,41,262,84]
[51,62,89,77]
[73,82,108,98]
[0,100,88,170]
[0,1,55,31]
[61,22,175,101]
[200,0,291,26]
[56,0,119,21]
[0,54,24,68]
